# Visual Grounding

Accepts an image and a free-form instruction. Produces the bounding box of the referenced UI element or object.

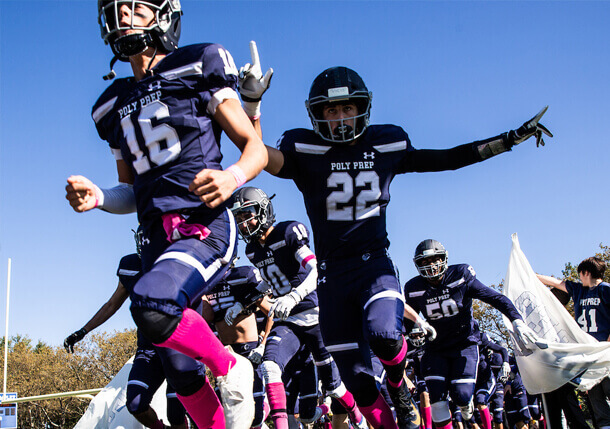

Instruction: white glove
[270,291,300,321]
[512,319,538,350]
[238,41,273,118]
[500,361,511,382]
[224,302,244,326]
[415,316,437,342]
[248,343,265,365]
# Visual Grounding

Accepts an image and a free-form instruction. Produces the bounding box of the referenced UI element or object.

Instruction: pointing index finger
[249,40,260,66]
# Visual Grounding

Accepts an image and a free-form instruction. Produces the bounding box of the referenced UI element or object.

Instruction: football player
[64,2,268,427]
[237,43,551,429]
[201,263,271,429]
[536,257,610,429]
[404,240,538,429]
[64,231,193,429]
[479,334,510,429]
[231,187,367,429]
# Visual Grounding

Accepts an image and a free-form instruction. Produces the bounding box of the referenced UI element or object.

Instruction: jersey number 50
[121,100,181,174]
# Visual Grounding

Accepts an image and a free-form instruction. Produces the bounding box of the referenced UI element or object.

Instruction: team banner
[502,233,610,394]
[74,357,168,429]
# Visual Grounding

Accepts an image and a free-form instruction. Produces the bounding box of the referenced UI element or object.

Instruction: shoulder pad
[92,78,133,124]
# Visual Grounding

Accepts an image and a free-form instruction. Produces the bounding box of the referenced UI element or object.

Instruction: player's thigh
[264,323,302,371]
[134,209,237,309]
[448,345,479,406]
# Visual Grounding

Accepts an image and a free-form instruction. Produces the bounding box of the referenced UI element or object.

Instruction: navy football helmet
[306,67,372,143]
[98,0,182,62]
[408,327,426,348]
[413,239,448,281]
[230,187,275,242]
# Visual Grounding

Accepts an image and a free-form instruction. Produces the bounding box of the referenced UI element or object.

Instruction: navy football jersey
[565,280,610,341]
[117,253,142,295]
[404,264,522,351]
[276,126,414,260]
[205,265,265,324]
[92,43,239,225]
[245,221,318,316]
[276,125,483,260]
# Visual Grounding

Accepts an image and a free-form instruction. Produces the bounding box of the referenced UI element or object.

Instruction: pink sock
[318,403,330,415]
[266,382,289,429]
[379,337,408,387]
[337,390,364,424]
[154,308,236,377]
[177,380,224,429]
[422,405,432,429]
[479,407,492,429]
[358,392,398,429]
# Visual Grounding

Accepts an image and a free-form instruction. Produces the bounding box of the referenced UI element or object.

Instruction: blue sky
[1,1,609,348]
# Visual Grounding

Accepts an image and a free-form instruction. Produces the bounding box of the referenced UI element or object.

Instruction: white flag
[75,357,169,429]
[502,233,610,394]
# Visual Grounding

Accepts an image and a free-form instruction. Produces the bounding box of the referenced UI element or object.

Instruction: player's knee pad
[431,401,452,423]
[130,307,180,344]
[126,384,153,415]
[326,382,347,399]
[261,360,282,384]
[459,400,475,421]
[367,336,404,362]
[171,376,205,397]
[452,382,475,407]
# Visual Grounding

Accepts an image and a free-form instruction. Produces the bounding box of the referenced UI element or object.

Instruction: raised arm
[405,107,552,173]
[536,273,568,293]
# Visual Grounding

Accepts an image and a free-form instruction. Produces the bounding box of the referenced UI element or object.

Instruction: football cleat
[388,382,421,429]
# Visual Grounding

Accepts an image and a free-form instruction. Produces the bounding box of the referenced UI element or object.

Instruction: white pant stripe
[326,342,359,352]
[363,290,405,311]
[127,380,149,389]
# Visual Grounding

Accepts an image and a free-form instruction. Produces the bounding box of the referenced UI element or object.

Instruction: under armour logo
[267,251,273,258]
[141,237,150,246]
[148,81,162,92]
[318,277,326,284]
[363,152,375,160]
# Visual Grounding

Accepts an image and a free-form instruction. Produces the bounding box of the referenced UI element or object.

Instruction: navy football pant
[317,252,405,406]
[475,357,496,406]
[263,321,342,392]
[283,345,318,420]
[422,344,479,407]
[126,341,191,425]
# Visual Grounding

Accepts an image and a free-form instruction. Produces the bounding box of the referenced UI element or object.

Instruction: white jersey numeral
[121,100,181,174]
[261,264,292,297]
[327,171,381,221]
[425,299,459,320]
[577,309,598,333]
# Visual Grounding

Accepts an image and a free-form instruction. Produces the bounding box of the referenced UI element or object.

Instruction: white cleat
[216,348,255,429]
[351,415,369,429]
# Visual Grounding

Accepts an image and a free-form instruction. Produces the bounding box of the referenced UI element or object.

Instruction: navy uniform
[480,335,509,426]
[404,264,522,416]
[204,265,268,428]
[564,280,610,342]
[117,253,194,427]
[504,366,532,427]
[245,221,345,399]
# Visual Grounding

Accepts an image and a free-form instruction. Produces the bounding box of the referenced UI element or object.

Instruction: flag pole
[3,258,11,396]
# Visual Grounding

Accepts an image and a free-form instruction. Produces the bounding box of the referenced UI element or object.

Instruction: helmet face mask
[306,67,372,144]
[408,327,426,347]
[230,187,275,242]
[413,239,448,281]
[98,0,182,61]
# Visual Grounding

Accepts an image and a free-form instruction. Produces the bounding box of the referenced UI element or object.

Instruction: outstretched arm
[406,107,552,173]
[64,282,130,352]
[536,274,568,293]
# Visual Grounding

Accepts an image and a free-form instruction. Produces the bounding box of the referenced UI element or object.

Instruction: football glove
[224,302,245,326]
[508,106,553,148]
[64,328,87,353]
[500,361,511,383]
[238,41,273,118]
[415,317,437,342]
[270,291,300,321]
[512,319,539,350]
[248,343,265,365]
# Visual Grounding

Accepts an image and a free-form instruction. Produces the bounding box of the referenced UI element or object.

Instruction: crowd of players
[62,0,608,428]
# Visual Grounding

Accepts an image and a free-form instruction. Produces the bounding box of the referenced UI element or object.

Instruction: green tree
[0,329,136,428]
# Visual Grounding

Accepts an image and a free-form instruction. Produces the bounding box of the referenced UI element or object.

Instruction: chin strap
[145,46,158,77]
[103,55,119,81]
